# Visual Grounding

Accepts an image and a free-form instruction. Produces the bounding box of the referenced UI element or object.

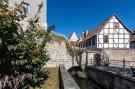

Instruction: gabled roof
[68,32,75,40]
[132,29,135,34]
[80,14,131,43]
[68,32,78,42]
[114,14,131,33]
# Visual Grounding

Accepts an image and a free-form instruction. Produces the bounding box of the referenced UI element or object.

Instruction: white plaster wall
[97,16,130,49]
[69,32,78,42]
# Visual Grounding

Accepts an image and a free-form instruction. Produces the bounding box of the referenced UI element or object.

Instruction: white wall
[69,32,78,42]
[97,16,130,49]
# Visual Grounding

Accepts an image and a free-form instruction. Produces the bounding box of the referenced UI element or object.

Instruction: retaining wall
[85,66,135,89]
[45,39,77,69]
[102,49,135,66]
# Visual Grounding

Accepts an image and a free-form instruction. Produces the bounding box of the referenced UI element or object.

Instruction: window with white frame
[21,2,30,14]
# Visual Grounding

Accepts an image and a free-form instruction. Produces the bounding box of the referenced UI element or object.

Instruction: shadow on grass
[26,72,49,88]
[0,66,49,89]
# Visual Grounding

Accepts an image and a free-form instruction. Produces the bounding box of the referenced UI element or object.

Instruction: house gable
[97,15,130,49]
[68,32,78,42]
[97,15,130,35]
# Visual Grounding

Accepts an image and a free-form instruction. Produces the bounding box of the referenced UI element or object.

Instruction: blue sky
[48,0,135,38]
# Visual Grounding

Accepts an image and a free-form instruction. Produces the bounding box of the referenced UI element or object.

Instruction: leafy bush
[66,41,76,57]
[0,1,54,88]
[45,32,77,57]
[78,71,88,79]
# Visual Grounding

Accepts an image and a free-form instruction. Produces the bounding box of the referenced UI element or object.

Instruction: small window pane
[21,2,30,14]
[114,22,119,28]
[103,35,108,43]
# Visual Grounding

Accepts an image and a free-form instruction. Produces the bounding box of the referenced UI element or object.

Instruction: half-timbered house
[68,32,79,47]
[79,14,131,50]
[130,30,135,48]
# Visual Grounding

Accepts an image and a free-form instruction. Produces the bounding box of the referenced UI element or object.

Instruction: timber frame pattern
[79,14,131,49]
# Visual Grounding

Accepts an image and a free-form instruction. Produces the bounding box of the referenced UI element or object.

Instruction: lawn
[30,67,59,89]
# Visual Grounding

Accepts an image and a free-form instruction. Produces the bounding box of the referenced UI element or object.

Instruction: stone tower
[8,0,47,29]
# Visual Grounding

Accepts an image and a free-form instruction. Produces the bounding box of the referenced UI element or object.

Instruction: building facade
[79,14,131,50]
[8,0,47,29]
[130,30,135,48]
[68,32,79,47]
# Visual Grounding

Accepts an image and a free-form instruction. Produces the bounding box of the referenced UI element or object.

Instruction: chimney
[82,32,84,39]
[84,30,88,38]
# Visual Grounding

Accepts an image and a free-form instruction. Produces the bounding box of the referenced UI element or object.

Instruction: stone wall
[80,52,96,66]
[45,37,99,69]
[86,66,135,89]
[59,65,80,89]
[45,39,78,69]
[102,49,135,67]
[8,0,47,29]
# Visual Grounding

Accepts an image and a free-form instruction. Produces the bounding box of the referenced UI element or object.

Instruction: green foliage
[0,0,21,67]
[78,71,88,79]
[0,0,8,9]
[49,33,76,57]
[66,41,76,57]
[47,33,76,57]
[0,1,54,88]
[51,34,66,41]
[41,31,76,57]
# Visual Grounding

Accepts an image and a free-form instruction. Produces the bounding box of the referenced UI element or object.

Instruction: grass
[42,67,59,89]
[30,67,59,89]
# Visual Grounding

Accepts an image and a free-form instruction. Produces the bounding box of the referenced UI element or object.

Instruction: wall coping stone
[59,64,80,89]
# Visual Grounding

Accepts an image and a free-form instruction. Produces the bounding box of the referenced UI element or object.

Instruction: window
[86,41,88,47]
[114,22,119,28]
[92,38,95,45]
[21,2,30,14]
[103,35,108,43]
[83,43,84,48]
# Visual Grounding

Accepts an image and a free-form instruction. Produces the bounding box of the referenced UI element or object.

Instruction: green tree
[0,1,54,88]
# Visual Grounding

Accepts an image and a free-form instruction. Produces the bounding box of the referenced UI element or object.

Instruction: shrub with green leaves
[0,1,54,88]
[78,71,88,79]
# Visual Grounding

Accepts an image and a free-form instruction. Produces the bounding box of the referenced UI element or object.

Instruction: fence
[87,58,135,77]
[109,60,135,68]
